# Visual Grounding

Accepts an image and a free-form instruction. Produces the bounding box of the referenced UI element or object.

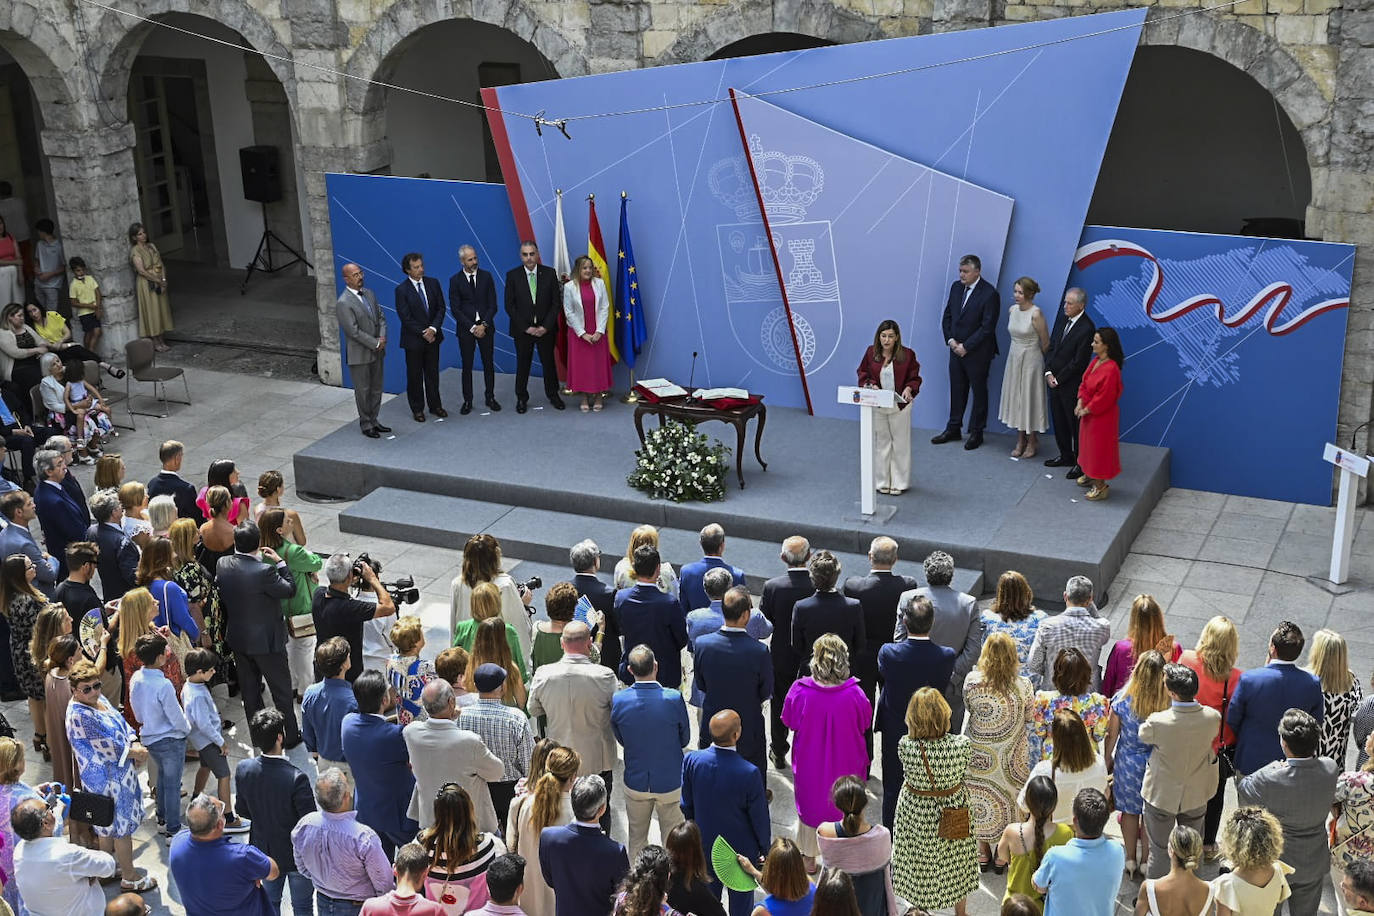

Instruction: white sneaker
[223,816,251,834]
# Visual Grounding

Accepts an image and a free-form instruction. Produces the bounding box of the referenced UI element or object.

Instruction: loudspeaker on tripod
[239,146,282,203]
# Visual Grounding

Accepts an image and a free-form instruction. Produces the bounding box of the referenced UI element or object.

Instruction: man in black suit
[234,707,317,915]
[1042,287,1097,479]
[146,440,205,524]
[394,251,448,424]
[932,254,1001,450]
[450,244,501,414]
[614,545,688,690]
[842,535,918,761]
[216,521,300,746]
[759,535,811,769]
[570,538,621,674]
[505,241,565,413]
[85,489,138,602]
[790,550,865,678]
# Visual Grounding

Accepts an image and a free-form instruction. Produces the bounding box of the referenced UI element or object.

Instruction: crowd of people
[0,424,1365,916]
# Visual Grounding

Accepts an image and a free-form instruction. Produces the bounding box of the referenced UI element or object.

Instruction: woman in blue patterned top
[1105,649,1169,880]
[980,572,1047,688]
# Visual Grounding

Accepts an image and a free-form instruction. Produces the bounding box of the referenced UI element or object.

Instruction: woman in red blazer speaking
[857,320,922,495]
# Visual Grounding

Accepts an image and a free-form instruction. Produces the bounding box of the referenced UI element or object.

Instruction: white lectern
[838,386,897,517]
[1324,442,1370,584]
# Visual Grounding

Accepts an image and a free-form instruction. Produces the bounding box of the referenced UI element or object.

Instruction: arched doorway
[377,20,559,181]
[1088,45,1312,237]
[708,33,837,60]
[0,43,55,261]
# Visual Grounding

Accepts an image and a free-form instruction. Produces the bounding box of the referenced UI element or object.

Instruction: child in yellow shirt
[68,256,102,352]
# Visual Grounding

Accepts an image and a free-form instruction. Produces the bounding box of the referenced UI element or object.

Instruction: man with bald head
[403,678,505,832]
[761,534,812,769]
[844,535,919,761]
[682,710,771,916]
[336,262,389,438]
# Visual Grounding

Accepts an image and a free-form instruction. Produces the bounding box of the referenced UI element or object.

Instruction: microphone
[688,351,699,395]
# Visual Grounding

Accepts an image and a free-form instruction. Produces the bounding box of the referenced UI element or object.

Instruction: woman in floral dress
[387,616,437,725]
[1030,646,1108,762]
[963,633,1035,870]
[1105,650,1169,877]
[980,571,1047,687]
[1332,731,1374,877]
[170,518,233,690]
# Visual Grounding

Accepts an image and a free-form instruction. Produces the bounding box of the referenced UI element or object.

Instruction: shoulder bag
[1216,672,1236,779]
[906,741,972,841]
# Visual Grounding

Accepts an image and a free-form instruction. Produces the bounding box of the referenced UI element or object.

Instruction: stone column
[589,0,648,71]
[41,122,143,360]
[931,0,992,32]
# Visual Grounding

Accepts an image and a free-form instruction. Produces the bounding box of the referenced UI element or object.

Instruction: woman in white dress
[450,533,533,661]
[997,277,1050,458]
[613,525,679,595]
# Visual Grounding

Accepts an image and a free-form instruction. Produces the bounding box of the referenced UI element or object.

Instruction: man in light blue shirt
[611,645,690,858]
[302,637,358,776]
[1033,787,1124,916]
[129,633,191,837]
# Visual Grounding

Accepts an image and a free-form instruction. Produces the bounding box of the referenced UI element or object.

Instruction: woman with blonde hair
[1307,628,1363,763]
[93,453,124,490]
[964,631,1035,870]
[1135,825,1212,916]
[453,581,527,674]
[1179,615,1242,858]
[563,254,613,411]
[981,571,1047,684]
[467,616,526,708]
[0,735,47,912]
[117,480,152,549]
[1105,649,1170,878]
[387,616,436,725]
[1102,594,1180,698]
[116,586,185,729]
[1213,807,1291,915]
[781,634,873,872]
[419,782,508,911]
[506,745,580,916]
[253,469,307,545]
[170,517,230,689]
[1019,708,1108,823]
[997,276,1050,458]
[450,533,532,661]
[613,525,679,595]
[891,687,979,915]
[1,554,50,758]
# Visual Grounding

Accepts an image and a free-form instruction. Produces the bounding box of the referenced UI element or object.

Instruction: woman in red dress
[562,255,613,412]
[1075,326,1124,501]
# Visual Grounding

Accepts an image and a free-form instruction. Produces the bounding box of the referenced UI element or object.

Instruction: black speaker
[239,145,282,203]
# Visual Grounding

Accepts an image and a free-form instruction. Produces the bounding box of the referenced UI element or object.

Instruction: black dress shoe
[486,398,502,412]
[1044,455,1071,467]
[413,412,426,423]
[516,400,528,414]
[964,432,984,450]
[1066,465,1083,479]
[363,428,381,438]
[549,395,566,410]
[432,407,449,419]
[460,402,473,415]
[931,429,962,444]
[375,424,392,434]
[770,750,790,770]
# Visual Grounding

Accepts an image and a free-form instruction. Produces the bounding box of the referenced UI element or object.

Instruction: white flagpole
[553,189,573,394]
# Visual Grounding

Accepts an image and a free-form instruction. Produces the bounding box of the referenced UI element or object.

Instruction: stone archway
[708,32,837,60]
[652,1,884,67]
[0,4,83,133]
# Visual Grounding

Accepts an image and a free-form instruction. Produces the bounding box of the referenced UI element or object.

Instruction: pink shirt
[361,891,445,916]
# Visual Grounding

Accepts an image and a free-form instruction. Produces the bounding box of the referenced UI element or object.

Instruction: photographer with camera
[311,553,397,684]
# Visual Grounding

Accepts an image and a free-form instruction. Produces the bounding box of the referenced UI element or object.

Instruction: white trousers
[873,404,912,491]
[795,821,820,858]
[0,266,19,309]
[623,786,685,859]
[286,632,317,694]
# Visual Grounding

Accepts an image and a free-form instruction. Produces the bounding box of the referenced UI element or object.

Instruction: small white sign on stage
[838,386,897,519]
[1323,442,1371,585]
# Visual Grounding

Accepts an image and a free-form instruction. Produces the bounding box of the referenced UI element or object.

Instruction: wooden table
[633,397,768,489]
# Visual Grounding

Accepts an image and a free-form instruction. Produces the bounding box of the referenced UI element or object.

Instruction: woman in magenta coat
[782,633,874,873]
[1074,326,1124,502]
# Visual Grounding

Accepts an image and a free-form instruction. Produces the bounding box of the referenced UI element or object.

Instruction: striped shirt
[457,699,534,782]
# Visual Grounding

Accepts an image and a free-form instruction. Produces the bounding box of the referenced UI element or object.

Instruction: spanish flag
[587,196,618,363]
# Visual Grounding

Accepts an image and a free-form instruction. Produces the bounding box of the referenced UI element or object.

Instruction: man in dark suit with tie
[86,489,138,602]
[570,538,621,674]
[146,440,206,524]
[615,544,688,691]
[450,245,501,414]
[539,775,628,916]
[0,492,58,597]
[504,241,564,413]
[336,262,391,438]
[694,587,773,780]
[843,535,918,761]
[760,535,812,769]
[33,450,86,579]
[932,254,1001,450]
[234,707,317,916]
[682,710,771,916]
[340,669,417,860]
[876,595,955,828]
[790,551,865,678]
[1042,287,1097,478]
[394,251,447,424]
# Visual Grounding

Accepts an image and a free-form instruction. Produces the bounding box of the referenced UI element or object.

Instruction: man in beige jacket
[404,679,505,832]
[1138,663,1221,879]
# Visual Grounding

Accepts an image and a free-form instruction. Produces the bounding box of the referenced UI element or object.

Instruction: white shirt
[15,836,117,916]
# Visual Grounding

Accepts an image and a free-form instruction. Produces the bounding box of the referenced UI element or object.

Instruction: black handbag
[1216,674,1236,779]
[67,790,116,828]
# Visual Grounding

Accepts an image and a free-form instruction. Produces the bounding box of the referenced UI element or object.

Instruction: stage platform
[294,370,1170,598]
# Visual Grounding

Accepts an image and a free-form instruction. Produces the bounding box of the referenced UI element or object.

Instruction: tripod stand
[240,201,312,294]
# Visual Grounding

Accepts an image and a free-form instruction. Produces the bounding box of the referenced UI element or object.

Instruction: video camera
[350,552,420,606]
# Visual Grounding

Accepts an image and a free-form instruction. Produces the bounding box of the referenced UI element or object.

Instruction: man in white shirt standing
[13,797,117,916]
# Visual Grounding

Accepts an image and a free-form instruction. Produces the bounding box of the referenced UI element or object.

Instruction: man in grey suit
[337,263,391,438]
[895,550,983,732]
[403,679,505,833]
[1236,708,1338,916]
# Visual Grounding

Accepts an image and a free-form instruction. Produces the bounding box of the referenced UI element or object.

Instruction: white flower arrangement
[628,419,730,502]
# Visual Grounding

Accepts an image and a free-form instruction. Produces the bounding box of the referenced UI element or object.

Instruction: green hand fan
[711,835,757,893]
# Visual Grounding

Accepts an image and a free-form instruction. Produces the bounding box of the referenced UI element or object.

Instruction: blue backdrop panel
[325,173,525,393]
[491,9,1145,414]
[732,91,1013,424]
[1067,226,1354,505]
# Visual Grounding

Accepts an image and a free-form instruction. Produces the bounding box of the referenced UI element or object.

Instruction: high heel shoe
[991,859,1008,875]
[33,734,50,762]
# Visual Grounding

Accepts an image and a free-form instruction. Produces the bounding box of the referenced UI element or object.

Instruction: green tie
[528,271,537,301]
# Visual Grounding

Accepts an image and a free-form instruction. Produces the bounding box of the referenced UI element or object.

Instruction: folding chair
[125,338,191,418]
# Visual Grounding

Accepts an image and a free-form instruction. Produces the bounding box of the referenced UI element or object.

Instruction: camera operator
[311,553,397,683]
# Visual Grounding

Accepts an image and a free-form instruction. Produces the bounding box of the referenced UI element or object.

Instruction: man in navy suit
[145,440,205,523]
[539,775,628,916]
[1042,288,1097,477]
[505,241,565,413]
[760,535,812,769]
[1227,620,1324,777]
[0,491,57,596]
[571,538,621,674]
[85,489,138,602]
[43,436,90,524]
[234,707,317,916]
[932,253,1001,450]
[694,587,773,780]
[449,244,501,414]
[682,710,771,916]
[791,551,865,678]
[843,536,918,760]
[876,595,955,828]
[678,523,745,618]
[615,544,688,691]
[33,449,86,579]
[340,669,416,860]
[394,251,448,424]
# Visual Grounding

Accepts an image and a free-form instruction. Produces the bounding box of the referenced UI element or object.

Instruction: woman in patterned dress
[1332,731,1374,876]
[1105,649,1169,878]
[1306,628,1363,764]
[170,518,233,690]
[387,616,436,726]
[66,659,156,892]
[0,556,49,759]
[892,687,979,915]
[1029,647,1108,761]
[963,632,1035,870]
[980,572,1047,688]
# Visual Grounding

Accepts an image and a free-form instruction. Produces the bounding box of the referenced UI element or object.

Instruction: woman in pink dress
[562,255,612,412]
[781,633,874,874]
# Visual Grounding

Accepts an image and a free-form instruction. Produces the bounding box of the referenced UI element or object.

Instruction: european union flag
[614,195,648,369]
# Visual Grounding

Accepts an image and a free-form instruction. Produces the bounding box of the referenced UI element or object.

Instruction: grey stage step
[340,487,985,596]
